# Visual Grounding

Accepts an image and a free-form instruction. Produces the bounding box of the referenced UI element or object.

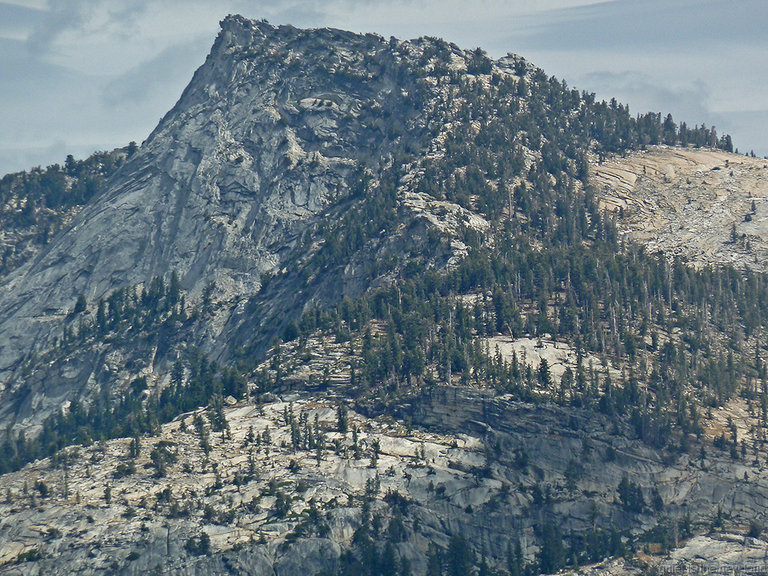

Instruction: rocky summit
[0,15,489,435]
[1,14,767,576]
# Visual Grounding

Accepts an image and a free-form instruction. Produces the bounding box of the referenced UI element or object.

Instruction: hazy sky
[1,0,766,175]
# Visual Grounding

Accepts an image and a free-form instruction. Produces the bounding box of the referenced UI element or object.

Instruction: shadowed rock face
[0,17,436,393]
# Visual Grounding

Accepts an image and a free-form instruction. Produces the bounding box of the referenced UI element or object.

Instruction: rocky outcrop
[1,390,766,575]
[592,147,768,271]
[3,19,392,360]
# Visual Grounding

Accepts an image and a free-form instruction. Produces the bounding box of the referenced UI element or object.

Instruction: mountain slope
[0,17,409,369]
[0,17,460,431]
[1,14,765,576]
[0,17,533,433]
[3,390,768,576]
[0,147,131,281]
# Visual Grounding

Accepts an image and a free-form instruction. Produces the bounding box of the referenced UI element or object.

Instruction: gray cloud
[509,0,768,53]
[25,0,88,54]
[0,2,44,39]
[708,110,768,157]
[577,70,712,120]
[101,37,211,109]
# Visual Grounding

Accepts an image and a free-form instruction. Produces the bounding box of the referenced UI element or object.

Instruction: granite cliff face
[0,16,477,431]
[0,17,390,365]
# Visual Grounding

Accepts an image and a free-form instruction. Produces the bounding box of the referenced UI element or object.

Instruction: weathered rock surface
[4,21,395,356]
[593,147,768,271]
[1,389,767,575]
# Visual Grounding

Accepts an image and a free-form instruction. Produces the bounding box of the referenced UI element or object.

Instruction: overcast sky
[1,0,766,175]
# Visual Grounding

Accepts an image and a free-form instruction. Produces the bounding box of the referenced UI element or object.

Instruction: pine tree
[337,402,349,433]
